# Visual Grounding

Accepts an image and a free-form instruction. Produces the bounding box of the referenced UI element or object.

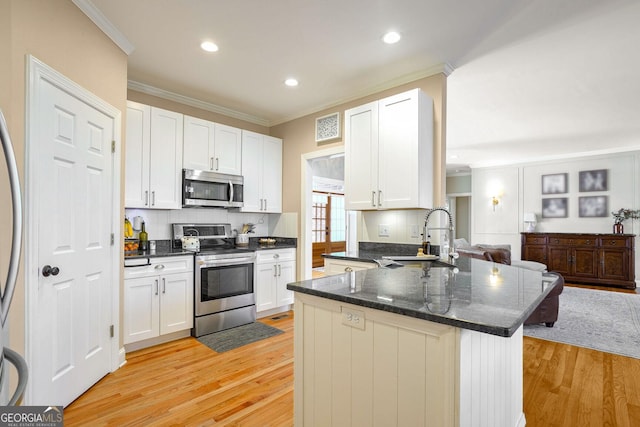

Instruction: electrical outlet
[378,224,390,237]
[410,224,419,238]
[341,307,365,330]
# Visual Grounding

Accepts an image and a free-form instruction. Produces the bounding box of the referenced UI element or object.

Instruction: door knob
[42,265,60,277]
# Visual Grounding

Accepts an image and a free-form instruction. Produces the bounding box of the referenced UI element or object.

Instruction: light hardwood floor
[64,286,640,426]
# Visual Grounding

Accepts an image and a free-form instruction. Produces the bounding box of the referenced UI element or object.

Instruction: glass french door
[312,192,346,268]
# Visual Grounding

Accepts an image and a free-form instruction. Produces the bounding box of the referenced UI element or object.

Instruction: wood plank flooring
[64,285,640,426]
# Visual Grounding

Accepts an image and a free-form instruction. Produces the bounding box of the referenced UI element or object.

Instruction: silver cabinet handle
[372,191,376,207]
[378,190,382,207]
[151,191,156,206]
[162,277,166,294]
[274,265,278,277]
[154,264,165,270]
[278,264,281,277]
[145,190,149,206]
[345,267,353,272]
[210,157,214,170]
[155,279,159,296]
[264,199,267,211]
[216,158,220,171]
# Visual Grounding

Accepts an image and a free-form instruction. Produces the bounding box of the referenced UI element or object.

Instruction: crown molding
[127,81,271,127]
[73,0,135,55]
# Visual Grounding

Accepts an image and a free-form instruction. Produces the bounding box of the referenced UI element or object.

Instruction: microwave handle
[229,180,234,204]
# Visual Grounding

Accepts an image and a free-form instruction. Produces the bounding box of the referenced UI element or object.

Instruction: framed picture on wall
[541,173,568,194]
[542,197,568,218]
[579,169,608,192]
[579,196,608,217]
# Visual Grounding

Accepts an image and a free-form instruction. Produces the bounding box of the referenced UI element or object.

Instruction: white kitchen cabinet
[125,101,183,209]
[344,88,433,210]
[123,256,194,345]
[183,115,242,175]
[241,130,282,213]
[256,248,296,312]
[323,258,377,276]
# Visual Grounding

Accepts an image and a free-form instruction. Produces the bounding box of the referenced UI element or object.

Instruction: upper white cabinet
[241,130,282,213]
[183,115,242,175]
[344,88,433,210]
[125,101,183,209]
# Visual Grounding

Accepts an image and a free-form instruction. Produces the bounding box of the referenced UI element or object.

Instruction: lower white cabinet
[256,248,296,312]
[123,256,194,344]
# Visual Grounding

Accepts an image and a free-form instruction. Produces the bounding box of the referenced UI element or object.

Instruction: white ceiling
[85,0,640,171]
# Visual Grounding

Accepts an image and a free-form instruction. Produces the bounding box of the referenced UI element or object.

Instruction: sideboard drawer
[523,234,547,245]
[600,237,631,248]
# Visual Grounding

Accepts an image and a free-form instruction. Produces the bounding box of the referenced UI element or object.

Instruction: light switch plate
[379,224,390,237]
[410,225,419,238]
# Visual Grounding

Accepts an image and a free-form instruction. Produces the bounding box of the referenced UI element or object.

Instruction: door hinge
[110,324,114,338]
[111,233,115,245]
[111,140,115,153]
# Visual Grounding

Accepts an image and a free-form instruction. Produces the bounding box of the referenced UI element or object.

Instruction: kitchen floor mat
[196,322,284,353]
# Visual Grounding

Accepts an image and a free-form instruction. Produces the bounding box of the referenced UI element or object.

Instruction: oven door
[195,256,255,316]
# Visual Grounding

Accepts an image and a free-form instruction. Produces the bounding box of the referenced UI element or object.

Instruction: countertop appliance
[172,223,256,337]
[0,110,28,405]
[182,169,244,208]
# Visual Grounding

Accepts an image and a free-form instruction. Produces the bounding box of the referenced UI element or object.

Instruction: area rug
[523,286,640,359]
[197,322,284,353]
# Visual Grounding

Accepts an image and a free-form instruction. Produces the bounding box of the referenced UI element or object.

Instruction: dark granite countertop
[322,241,441,264]
[287,257,560,337]
[123,237,297,262]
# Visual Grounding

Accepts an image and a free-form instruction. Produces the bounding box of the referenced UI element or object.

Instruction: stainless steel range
[172,223,256,337]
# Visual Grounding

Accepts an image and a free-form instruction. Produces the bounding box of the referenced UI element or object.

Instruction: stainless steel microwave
[183,169,244,208]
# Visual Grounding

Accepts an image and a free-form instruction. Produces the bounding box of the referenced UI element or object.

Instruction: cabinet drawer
[124,255,194,279]
[523,234,547,245]
[548,237,596,246]
[600,237,631,248]
[256,248,296,264]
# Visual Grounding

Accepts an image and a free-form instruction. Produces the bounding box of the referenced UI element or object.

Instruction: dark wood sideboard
[521,232,636,289]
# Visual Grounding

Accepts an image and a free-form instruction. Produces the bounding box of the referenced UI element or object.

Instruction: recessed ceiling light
[200,41,219,52]
[284,78,299,87]
[382,31,401,44]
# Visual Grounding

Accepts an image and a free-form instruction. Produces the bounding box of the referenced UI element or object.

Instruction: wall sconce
[491,196,500,211]
[523,212,537,232]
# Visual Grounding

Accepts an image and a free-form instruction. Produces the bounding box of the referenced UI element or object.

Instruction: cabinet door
[276,260,296,306]
[378,89,430,209]
[159,272,194,335]
[213,124,242,175]
[547,246,571,276]
[572,248,598,278]
[149,107,183,209]
[256,261,277,312]
[123,276,160,344]
[183,115,215,171]
[599,249,630,282]
[240,130,263,212]
[522,245,547,264]
[345,101,379,210]
[262,135,282,213]
[125,102,151,208]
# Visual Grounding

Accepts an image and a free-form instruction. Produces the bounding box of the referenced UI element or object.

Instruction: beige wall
[128,90,269,134]
[271,73,448,238]
[0,0,128,355]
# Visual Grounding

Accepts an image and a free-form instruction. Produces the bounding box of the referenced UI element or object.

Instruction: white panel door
[149,107,183,209]
[33,78,113,406]
[262,136,282,213]
[159,272,193,335]
[183,115,214,171]
[256,262,277,312]
[213,123,242,175]
[344,101,379,210]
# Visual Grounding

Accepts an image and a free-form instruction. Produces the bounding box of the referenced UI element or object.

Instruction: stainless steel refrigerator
[0,109,28,405]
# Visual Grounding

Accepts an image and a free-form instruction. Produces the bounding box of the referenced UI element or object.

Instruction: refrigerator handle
[0,110,22,326]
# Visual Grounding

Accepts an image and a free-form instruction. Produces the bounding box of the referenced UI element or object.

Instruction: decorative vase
[613,223,624,234]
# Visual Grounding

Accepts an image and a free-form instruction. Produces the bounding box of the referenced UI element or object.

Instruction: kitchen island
[287,258,560,427]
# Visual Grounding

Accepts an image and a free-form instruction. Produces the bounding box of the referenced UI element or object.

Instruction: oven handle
[197,257,255,267]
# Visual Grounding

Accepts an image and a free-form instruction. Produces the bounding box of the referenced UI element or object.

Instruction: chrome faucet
[424,207,458,263]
